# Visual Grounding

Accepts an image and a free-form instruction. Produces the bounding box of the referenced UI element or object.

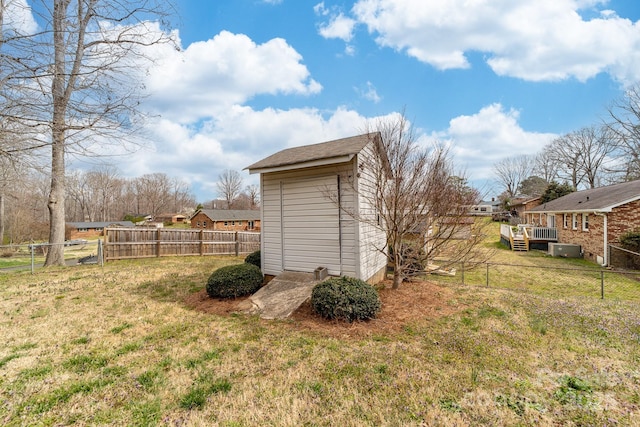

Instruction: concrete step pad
[236,271,320,319]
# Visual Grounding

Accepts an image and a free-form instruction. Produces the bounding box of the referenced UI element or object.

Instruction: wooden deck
[500,224,557,252]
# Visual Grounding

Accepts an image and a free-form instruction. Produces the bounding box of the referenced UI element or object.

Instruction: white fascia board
[248,155,355,175]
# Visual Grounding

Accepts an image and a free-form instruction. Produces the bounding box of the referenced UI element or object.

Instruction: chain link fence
[423,260,640,302]
[0,240,103,273]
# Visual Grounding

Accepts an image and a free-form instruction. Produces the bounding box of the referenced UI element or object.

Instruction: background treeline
[493,84,640,203]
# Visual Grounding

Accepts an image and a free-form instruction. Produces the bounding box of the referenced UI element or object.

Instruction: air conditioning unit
[548,243,582,258]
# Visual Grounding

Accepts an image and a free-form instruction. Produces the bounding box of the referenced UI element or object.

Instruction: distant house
[154,213,188,224]
[510,196,542,218]
[469,199,500,216]
[190,209,261,231]
[66,221,135,239]
[526,179,640,265]
[246,132,389,284]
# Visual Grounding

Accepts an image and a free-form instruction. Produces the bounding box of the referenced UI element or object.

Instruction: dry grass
[1,254,640,426]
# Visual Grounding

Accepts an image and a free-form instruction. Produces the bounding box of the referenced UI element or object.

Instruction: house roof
[194,209,260,221]
[246,132,388,174]
[528,180,640,213]
[67,221,134,229]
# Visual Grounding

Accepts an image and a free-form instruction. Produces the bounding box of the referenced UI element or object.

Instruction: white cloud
[114,106,371,199]
[145,31,322,123]
[2,0,38,34]
[313,2,328,16]
[439,103,557,182]
[262,0,283,4]
[356,81,381,103]
[318,13,357,42]
[352,0,640,84]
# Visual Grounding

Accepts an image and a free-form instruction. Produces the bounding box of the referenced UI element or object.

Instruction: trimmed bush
[311,276,381,322]
[244,250,261,268]
[206,263,263,299]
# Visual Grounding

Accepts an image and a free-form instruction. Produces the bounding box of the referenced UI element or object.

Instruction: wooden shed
[246,133,389,284]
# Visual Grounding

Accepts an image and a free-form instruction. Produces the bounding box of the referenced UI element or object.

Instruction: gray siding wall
[260,163,357,277]
[355,144,388,282]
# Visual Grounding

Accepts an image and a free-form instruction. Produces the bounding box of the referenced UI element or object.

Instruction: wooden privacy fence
[103,228,260,261]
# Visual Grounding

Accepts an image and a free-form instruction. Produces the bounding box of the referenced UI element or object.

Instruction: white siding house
[246,133,389,284]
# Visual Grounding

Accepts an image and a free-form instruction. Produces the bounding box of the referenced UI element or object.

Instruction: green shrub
[311,276,381,322]
[244,250,261,268]
[620,229,640,252]
[206,263,263,299]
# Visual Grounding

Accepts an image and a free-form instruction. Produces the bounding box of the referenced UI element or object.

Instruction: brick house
[66,221,135,239]
[190,209,260,231]
[525,180,640,265]
[510,196,542,219]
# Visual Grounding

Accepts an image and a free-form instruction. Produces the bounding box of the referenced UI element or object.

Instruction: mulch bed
[184,280,463,338]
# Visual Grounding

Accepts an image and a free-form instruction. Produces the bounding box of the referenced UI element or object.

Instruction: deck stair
[511,237,528,251]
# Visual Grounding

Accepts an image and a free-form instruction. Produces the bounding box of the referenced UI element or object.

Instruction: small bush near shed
[311,276,381,322]
[244,250,261,268]
[206,263,263,299]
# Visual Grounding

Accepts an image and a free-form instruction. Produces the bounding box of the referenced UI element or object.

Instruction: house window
[247,220,255,230]
[203,221,207,228]
[224,221,228,226]
[563,214,568,228]
[197,221,201,227]
[232,221,235,226]
[572,213,578,230]
[582,214,589,231]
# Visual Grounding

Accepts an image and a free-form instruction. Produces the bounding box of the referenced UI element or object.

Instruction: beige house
[246,133,389,283]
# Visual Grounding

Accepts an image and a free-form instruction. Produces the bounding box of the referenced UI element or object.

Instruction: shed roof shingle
[246,132,381,172]
[528,180,640,213]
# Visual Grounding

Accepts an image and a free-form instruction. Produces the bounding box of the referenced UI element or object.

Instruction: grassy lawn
[1,244,639,425]
[430,221,640,302]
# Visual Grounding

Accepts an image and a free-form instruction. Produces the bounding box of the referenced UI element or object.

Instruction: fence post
[156,228,161,257]
[30,244,35,274]
[235,231,239,256]
[601,270,604,299]
[486,263,489,287]
[98,239,104,267]
[199,229,204,256]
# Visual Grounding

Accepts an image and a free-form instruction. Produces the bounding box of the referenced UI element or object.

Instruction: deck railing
[500,224,557,241]
[526,226,557,241]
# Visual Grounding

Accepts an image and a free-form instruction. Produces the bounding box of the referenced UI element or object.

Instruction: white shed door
[282,175,341,275]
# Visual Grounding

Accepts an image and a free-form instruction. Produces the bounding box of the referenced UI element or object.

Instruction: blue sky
[72,1,640,200]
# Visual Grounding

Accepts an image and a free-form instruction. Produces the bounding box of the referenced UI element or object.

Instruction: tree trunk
[0,192,4,245]
[45,129,66,266]
[44,0,71,267]
[392,269,402,289]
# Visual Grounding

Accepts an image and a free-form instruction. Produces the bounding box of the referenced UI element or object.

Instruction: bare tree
[543,126,616,190]
[535,146,561,183]
[606,84,640,180]
[0,0,174,265]
[133,173,173,218]
[493,155,534,197]
[332,115,486,289]
[569,126,616,188]
[216,169,243,209]
[244,184,260,209]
